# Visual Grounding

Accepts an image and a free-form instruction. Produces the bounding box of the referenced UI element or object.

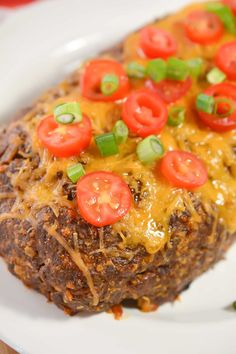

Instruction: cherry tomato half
[81,59,130,102]
[215,41,236,80]
[139,27,177,59]
[184,11,224,45]
[146,77,192,104]
[160,151,208,190]
[76,171,132,227]
[37,115,92,158]
[122,88,168,137]
[0,0,34,7]
[223,0,236,15]
[197,83,236,132]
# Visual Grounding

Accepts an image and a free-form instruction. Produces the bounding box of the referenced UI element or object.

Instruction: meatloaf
[0,2,236,315]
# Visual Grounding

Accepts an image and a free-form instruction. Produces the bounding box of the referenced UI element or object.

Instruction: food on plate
[0,1,235,315]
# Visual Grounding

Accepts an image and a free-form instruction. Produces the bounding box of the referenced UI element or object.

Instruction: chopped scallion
[206,2,236,34]
[146,59,167,82]
[113,120,129,145]
[54,102,82,124]
[55,113,75,124]
[100,74,119,96]
[166,57,190,81]
[207,67,226,84]
[95,132,119,157]
[126,62,146,79]
[168,106,185,127]
[186,58,203,79]
[213,97,234,117]
[196,94,215,114]
[137,135,164,164]
[67,163,85,183]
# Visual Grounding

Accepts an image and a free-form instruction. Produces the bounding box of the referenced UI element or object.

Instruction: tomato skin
[184,11,224,45]
[146,77,192,104]
[197,83,236,132]
[37,115,92,158]
[81,59,130,102]
[76,171,132,227]
[160,151,208,190]
[215,41,236,80]
[139,27,177,59]
[0,0,34,7]
[122,88,168,138]
[223,0,236,15]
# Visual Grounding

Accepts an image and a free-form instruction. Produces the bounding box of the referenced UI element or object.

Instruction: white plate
[0,1,236,354]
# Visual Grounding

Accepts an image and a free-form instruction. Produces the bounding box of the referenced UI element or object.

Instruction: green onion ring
[67,163,85,183]
[137,135,165,164]
[100,74,119,96]
[54,102,82,124]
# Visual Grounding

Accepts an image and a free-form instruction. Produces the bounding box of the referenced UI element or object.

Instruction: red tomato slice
[215,41,236,80]
[139,27,177,59]
[37,115,92,158]
[223,0,236,15]
[76,171,132,227]
[160,151,208,190]
[146,77,192,104]
[197,82,236,132]
[184,11,224,45]
[81,59,130,102]
[122,88,168,137]
[0,0,34,7]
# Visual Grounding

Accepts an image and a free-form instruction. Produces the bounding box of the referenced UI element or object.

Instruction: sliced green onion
[166,57,190,81]
[207,67,226,84]
[113,120,129,145]
[196,94,215,114]
[55,113,75,124]
[95,132,119,157]
[168,106,186,127]
[54,102,82,124]
[100,74,119,96]
[186,58,203,79]
[137,135,164,164]
[206,2,236,34]
[146,59,167,83]
[233,301,236,310]
[213,97,234,117]
[67,163,85,183]
[126,62,146,78]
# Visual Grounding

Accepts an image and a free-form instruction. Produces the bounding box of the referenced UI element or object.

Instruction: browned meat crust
[0,121,235,314]
[0,17,235,315]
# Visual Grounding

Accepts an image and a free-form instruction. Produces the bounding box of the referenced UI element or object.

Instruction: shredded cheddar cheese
[5,2,236,258]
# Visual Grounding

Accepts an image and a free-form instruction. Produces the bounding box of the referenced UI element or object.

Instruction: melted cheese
[45,225,99,306]
[7,2,236,261]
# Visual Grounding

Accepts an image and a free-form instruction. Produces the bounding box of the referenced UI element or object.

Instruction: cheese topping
[6,2,236,257]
